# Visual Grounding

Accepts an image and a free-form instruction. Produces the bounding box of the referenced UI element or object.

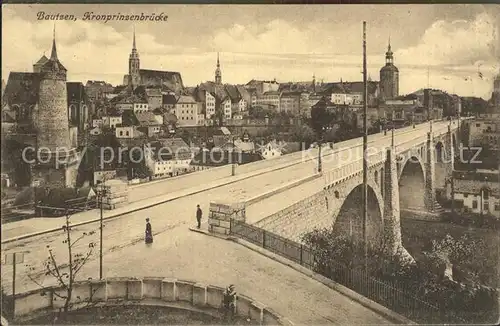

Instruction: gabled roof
[145,87,162,97]
[67,82,88,102]
[3,72,41,107]
[35,55,49,66]
[2,110,17,123]
[199,82,229,102]
[236,85,250,99]
[41,57,67,73]
[176,95,197,104]
[156,137,191,160]
[163,94,177,105]
[139,69,184,93]
[135,111,160,126]
[225,84,241,103]
[121,110,139,126]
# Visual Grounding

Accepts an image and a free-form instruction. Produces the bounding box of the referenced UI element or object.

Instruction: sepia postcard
[1,1,499,325]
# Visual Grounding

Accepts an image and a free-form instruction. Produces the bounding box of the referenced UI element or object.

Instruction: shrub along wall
[301,229,499,324]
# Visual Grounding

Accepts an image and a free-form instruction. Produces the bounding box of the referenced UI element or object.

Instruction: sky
[2,4,500,99]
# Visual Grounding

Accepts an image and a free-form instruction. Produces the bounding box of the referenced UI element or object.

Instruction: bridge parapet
[208,202,246,236]
[8,277,290,325]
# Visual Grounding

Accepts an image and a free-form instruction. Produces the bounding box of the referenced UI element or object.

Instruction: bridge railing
[229,219,447,324]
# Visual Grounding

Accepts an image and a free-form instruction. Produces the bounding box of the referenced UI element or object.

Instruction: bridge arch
[398,153,426,210]
[330,180,384,248]
[435,140,445,163]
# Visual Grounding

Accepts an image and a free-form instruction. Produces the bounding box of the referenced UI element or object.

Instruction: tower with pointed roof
[379,38,399,100]
[215,52,222,85]
[128,27,141,89]
[32,26,79,187]
[35,25,70,150]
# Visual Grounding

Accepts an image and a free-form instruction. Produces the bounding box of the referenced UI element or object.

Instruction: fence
[229,219,447,324]
[230,220,315,269]
[0,202,36,223]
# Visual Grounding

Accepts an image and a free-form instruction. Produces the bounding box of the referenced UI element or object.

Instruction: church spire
[215,52,222,84]
[50,24,58,60]
[385,36,394,65]
[133,26,136,50]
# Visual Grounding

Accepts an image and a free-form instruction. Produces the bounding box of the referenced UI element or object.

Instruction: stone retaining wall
[10,277,291,325]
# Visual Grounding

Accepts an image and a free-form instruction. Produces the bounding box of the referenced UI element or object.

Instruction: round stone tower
[35,28,71,152]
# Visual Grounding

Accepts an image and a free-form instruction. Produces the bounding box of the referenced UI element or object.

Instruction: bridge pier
[424,132,436,212]
[445,126,455,178]
[383,147,414,263]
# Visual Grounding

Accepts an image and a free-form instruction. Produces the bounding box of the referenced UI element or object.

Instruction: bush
[441,212,499,230]
[301,227,499,324]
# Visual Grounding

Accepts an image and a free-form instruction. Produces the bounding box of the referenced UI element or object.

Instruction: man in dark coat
[196,205,202,229]
[145,218,153,244]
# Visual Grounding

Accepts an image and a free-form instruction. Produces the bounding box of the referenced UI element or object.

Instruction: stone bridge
[214,119,463,259]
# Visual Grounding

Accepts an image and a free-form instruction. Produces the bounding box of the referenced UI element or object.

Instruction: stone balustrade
[10,277,291,325]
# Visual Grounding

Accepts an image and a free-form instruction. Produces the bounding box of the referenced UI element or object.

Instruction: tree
[310,101,330,140]
[289,124,315,144]
[26,209,99,321]
[423,234,483,282]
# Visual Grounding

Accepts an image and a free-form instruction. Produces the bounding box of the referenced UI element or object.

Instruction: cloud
[2,7,498,99]
[1,8,189,85]
[397,12,498,67]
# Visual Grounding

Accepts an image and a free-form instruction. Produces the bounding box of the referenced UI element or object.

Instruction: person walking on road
[196,205,202,229]
[145,218,153,244]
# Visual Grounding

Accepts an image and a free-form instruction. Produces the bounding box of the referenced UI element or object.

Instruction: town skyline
[2,4,499,99]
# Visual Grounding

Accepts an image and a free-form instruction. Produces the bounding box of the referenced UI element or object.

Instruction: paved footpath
[2,224,393,325]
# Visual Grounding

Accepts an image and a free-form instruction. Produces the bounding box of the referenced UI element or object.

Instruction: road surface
[0,120,459,323]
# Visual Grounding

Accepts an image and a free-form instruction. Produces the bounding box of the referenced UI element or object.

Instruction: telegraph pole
[97,177,107,280]
[362,21,368,272]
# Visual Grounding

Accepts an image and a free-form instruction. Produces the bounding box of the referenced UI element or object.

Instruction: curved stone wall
[9,277,291,325]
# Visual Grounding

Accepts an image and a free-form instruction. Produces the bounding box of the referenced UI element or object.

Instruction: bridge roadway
[0,120,456,323]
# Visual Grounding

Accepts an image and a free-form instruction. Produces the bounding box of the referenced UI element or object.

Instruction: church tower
[379,38,399,100]
[215,52,222,85]
[32,26,78,187]
[128,27,141,89]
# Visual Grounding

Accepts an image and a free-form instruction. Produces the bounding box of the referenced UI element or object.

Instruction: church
[122,29,184,95]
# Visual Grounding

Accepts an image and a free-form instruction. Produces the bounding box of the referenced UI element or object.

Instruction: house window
[463,193,468,198]
[484,203,489,211]
[495,203,500,211]
[472,200,478,209]
[126,131,129,136]
[476,123,480,127]
[119,131,123,136]
[483,189,489,200]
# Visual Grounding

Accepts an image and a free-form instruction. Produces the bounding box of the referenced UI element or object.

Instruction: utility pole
[362,21,368,272]
[6,252,24,319]
[96,177,107,280]
[318,132,322,173]
[231,136,236,176]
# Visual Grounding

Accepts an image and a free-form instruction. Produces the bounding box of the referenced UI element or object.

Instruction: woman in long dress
[145,218,153,244]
